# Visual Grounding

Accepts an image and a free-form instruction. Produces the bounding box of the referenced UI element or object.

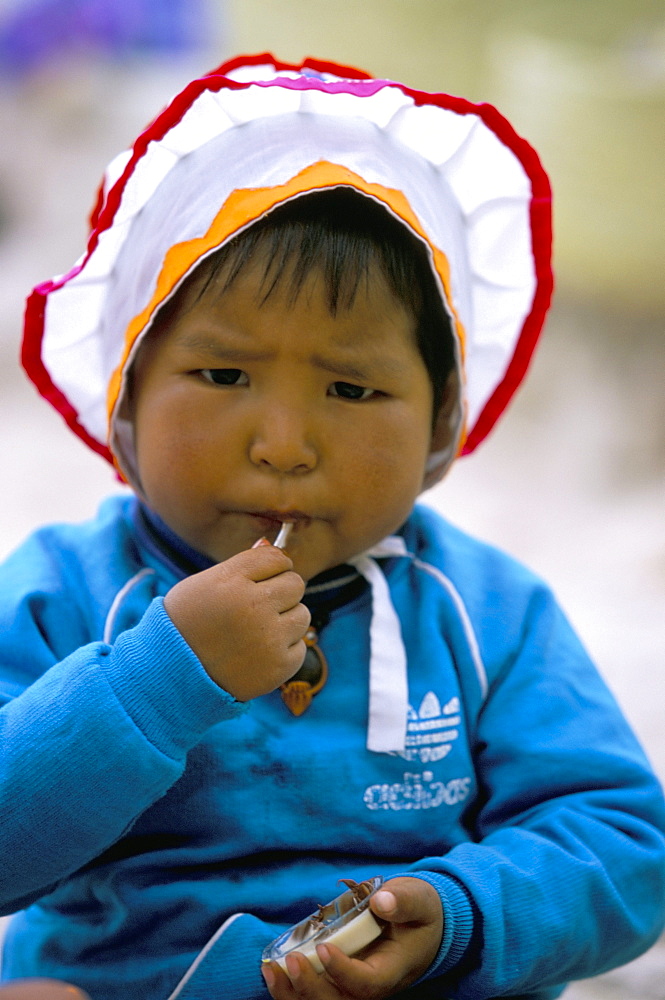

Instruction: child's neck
[135,501,215,578]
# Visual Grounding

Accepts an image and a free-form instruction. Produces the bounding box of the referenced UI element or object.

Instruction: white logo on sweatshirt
[363,771,471,811]
[398,691,461,763]
[362,692,469,812]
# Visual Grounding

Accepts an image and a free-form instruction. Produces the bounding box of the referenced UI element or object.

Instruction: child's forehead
[162,253,417,353]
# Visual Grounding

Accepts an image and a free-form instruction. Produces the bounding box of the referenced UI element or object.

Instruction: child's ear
[423,368,462,491]
[430,368,461,454]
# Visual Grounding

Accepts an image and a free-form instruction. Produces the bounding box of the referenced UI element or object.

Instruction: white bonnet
[22,53,553,483]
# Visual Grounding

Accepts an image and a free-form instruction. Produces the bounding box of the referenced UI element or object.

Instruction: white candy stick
[273,522,293,549]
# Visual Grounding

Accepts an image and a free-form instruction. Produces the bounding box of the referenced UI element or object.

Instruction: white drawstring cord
[351,536,409,753]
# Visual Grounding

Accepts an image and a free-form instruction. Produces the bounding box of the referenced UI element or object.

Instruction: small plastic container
[262,877,385,975]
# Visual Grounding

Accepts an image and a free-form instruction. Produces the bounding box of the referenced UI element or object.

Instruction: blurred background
[0,2,662,995]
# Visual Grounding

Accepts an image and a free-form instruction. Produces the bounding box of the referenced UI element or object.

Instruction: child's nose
[248,406,317,475]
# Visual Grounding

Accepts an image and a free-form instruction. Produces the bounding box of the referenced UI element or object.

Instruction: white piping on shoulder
[102,567,156,644]
[305,570,360,596]
[412,557,488,700]
[164,912,246,1000]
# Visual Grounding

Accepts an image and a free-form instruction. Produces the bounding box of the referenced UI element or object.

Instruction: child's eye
[199,369,248,386]
[329,381,376,401]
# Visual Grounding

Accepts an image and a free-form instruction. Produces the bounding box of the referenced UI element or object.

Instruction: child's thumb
[371,888,399,920]
[370,877,440,925]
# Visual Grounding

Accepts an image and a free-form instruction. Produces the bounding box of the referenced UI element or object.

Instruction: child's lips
[245,510,312,536]
[249,509,311,525]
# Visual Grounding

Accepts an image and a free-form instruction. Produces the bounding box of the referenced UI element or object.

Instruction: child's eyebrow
[173,331,405,383]
[173,331,269,363]
[310,353,404,383]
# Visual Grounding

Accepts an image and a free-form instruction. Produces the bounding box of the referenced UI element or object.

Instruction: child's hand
[262,877,443,1000]
[164,544,309,701]
[0,982,90,999]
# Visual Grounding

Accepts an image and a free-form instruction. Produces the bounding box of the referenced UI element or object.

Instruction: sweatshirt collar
[134,500,410,754]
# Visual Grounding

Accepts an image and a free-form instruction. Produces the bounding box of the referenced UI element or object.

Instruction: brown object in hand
[0,980,91,999]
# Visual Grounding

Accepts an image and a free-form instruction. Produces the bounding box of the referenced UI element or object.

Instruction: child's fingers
[258,570,307,614]
[251,536,273,549]
[262,957,321,999]
[263,944,409,1000]
[263,953,353,1000]
[215,547,306,612]
[314,942,405,997]
[280,602,312,640]
[229,543,296,582]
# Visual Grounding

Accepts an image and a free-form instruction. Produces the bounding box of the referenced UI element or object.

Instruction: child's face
[130,256,451,581]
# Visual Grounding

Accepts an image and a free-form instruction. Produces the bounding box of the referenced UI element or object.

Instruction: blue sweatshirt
[1,495,664,1000]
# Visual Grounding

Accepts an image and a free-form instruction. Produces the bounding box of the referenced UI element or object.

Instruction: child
[1,53,664,1000]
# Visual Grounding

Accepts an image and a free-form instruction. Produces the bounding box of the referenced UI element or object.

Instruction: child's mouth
[246,510,310,544]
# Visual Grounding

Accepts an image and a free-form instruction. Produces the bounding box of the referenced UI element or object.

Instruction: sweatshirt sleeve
[405,573,665,997]
[0,538,245,915]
